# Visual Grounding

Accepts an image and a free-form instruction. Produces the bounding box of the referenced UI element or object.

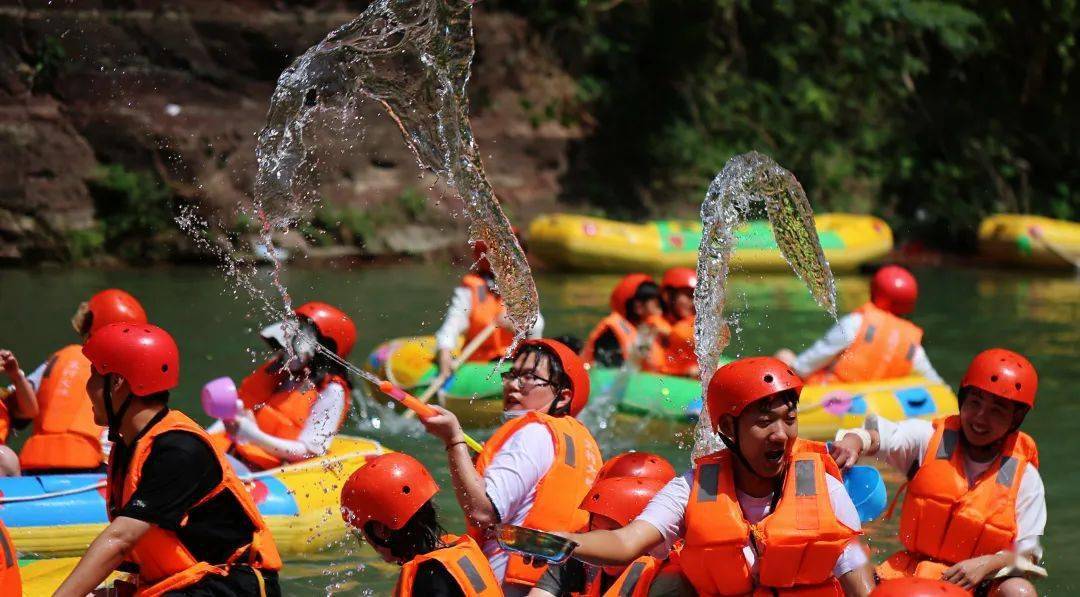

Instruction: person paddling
[776,265,943,384]
[55,323,282,596]
[581,274,665,369]
[209,301,355,471]
[831,348,1045,595]
[554,357,876,596]
[341,452,502,596]
[421,339,602,595]
[435,238,545,378]
[0,289,148,477]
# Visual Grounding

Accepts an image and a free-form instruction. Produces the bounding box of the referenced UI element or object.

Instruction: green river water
[1,264,1077,594]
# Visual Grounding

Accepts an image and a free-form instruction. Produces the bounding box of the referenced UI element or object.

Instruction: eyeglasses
[500,369,554,388]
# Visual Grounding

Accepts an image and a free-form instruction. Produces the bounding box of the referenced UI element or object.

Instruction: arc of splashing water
[251,0,537,343]
[692,151,837,457]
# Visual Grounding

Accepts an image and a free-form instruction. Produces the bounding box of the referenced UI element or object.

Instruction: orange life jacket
[469,411,602,587]
[679,439,857,596]
[0,395,11,444]
[395,534,502,597]
[652,317,697,377]
[808,302,923,384]
[211,360,351,470]
[879,416,1038,580]
[107,410,282,596]
[580,555,668,597]
[582,312,665,370]
[461,274,514,362]
[19,345,106,471]
[0,521,21,596]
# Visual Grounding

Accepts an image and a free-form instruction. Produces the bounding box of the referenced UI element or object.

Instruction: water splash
[253,0,538,341]
[692,151,837,457]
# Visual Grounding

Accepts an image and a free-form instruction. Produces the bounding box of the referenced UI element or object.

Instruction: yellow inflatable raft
[979,214,1080,269]
[527,213,893,272]
[3,435,385,558]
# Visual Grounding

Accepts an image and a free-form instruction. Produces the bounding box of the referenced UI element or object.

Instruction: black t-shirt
[112,415,255,564]
[406,560,466,597]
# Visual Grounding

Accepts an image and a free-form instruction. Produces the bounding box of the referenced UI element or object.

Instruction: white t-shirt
[435,286,545,352]
[871,417,1046,559]
[793,313,943,383]
[636,465,868,579]
[479,421,556,588]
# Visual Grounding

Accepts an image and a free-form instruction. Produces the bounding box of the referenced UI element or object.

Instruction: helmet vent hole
[1015,383,1022,390]
[763,374,774,383]
[786,369,794,376]
[122,328,130,334]
[402,485,411,494]
[161,364,169,373]
[991,375,999,382]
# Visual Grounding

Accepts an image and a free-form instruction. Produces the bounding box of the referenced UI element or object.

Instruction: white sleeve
[911,346,944,383]
[872,417,934,476]
[529,311,545,339]
[635,470,692,553]
[294,382,348,456]
[435,287,472,351]
[206,419,226,434]
[25,361,47,391]
[1014,463,1046,561]
[234,382,346,462]
[826,475,870,577]
[482,423,555,523]
[792,314,861,378]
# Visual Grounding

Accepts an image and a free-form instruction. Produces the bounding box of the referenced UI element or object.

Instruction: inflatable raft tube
[979,214,1080,269]
[0,435,386,558]
[527,213,893,273]
[365,337,955,437]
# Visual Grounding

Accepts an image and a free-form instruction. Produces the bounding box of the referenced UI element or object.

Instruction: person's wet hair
[515,343,572,416]
[364,500,447,561]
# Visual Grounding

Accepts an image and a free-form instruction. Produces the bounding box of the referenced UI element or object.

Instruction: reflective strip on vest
[457,555,489,593]
[864,325,876,343]
[697,463,720,502]
[618,561,646,597]
[564,433,576,467]
[795,460,816,496]
[937,429,959,459]
[997,457,1018,487]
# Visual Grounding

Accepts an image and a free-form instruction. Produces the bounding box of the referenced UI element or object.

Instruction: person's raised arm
[422,406,499,529]
[561,520,663,567]
[54,516,150,597]
[838,562,875,597]
[0,350,38,419]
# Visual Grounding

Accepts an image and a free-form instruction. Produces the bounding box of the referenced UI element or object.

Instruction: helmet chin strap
[717,426,785,497]
[104,374,135,443]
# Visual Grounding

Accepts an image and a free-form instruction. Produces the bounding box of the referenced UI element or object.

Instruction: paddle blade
[843,465,888,523]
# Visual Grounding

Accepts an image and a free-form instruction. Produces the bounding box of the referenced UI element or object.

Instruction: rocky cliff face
[0,1,581,262]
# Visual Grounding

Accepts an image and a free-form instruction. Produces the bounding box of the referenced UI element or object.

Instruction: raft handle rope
[0,445,387,504]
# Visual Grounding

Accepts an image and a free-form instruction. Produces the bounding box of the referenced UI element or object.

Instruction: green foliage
[31,36,67,94]
[65,227,105,261]
[489,0,1080,249]
[87,165,176,261]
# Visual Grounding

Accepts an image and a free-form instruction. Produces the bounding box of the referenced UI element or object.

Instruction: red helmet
[86,289,147,334]
[870,265,918,315]
[661,267,697,290]
[706,357,803,430]
[597,452,676,484]
[295,302,356,359]
[82,323,180,396]
[340,453,439,531]
[519,339,590,417]
[610,273,655,318]
[580,477,666,527]
[960,348,1037,409]
[870,578,969,597]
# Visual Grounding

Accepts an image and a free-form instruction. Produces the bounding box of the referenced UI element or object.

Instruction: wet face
[720,393,798,479]
[632,297,663,321]
[501,350,567,413]
[357,524,401,565]
[668,288,695,321]
[960,387,1020,447]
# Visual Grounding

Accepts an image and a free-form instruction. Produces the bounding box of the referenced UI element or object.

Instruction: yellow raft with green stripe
[527,213,893,272]
[978,214,1080,269]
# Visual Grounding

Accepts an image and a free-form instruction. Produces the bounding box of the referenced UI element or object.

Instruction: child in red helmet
[0,289,149,476]
[581,274,666,369]
[776,265,943,384]
[341,452,501,596]
[554,357,876,596]
[56,323,281,596]
[434,238,545,378]
[208,301,357,471]
[647,267,699,378]
[422,339,602,595]
[831,349,1045,596]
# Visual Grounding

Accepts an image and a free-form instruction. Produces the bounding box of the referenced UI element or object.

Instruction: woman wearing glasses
[422,339,603,596]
